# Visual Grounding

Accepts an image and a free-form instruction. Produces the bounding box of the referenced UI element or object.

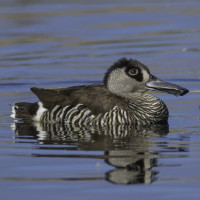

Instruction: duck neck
[125,93,169,124]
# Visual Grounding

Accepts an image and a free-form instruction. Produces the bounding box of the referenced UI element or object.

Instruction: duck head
[104,58,189,96]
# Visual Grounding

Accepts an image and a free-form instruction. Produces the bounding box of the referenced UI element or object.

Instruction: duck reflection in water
[12,121,169,185]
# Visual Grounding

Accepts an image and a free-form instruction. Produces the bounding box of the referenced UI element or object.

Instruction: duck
[11,58,189,126]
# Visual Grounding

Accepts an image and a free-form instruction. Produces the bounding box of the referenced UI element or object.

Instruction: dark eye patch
[125,66,143,82]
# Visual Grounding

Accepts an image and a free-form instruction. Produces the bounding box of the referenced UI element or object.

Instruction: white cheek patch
[142,70,150,83]
[107,69,135,94]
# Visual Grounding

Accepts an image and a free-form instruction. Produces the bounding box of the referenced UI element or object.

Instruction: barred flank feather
[40,104,90,124]
[40,104,130,126]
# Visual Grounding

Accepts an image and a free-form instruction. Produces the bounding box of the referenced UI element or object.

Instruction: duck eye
[128,68,138,76]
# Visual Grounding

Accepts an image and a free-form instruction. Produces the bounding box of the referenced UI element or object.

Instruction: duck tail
[11,102,39,119]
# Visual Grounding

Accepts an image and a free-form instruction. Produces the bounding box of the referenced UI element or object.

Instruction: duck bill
[146,74,189,96]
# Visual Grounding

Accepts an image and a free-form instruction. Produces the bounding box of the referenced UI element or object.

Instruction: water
[0,0,200,199]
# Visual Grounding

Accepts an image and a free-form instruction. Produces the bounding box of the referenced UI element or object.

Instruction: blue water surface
[0,0,200,200]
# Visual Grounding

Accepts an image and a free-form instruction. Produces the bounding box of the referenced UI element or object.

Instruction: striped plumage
[40,104,128,125]
[11,57,189,127]
[38,94,168,126]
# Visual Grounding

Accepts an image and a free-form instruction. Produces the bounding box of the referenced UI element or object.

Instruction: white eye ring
[128,68,138,76]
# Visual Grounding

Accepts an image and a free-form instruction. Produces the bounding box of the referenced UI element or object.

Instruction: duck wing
[31,84,124,115]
